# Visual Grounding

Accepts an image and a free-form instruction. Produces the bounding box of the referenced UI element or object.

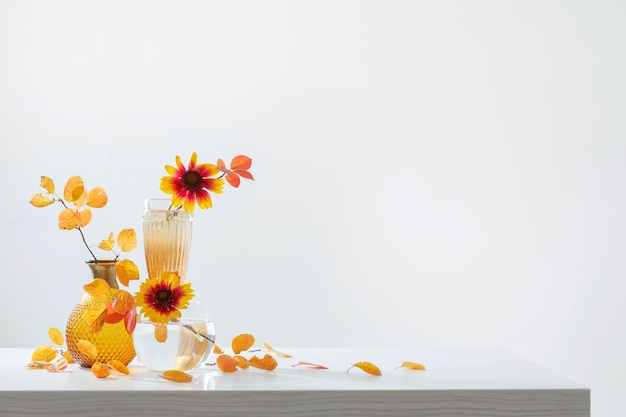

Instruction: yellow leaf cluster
[28,327,76,372]
[30,176,108,231]
[30,176,139,289]
[81,279,137,334]
[215,334,282,373]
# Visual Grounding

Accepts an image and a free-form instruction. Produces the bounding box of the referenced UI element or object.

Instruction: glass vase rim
[144,198,192,213]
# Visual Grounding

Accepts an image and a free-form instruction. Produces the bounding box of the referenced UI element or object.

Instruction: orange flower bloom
[160,152,224,212]
[135,271,194,323]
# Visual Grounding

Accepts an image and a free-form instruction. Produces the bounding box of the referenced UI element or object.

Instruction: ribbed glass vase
[142,198,193,282]
[65,260,136,368]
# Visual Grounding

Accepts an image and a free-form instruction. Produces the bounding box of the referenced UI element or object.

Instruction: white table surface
[0,347,589,417]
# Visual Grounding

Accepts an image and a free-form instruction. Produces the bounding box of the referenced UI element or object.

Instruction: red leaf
[124,308,137,333]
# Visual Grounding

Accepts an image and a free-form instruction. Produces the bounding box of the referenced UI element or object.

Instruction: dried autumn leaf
[109,360,130,375]
[76,339,98,360]
[124,307,137,334]
[231,154,253,170]
[45,357,68,372]
[346,361,382,376]
[112,289,135,315]
[63,350,75,364]
[31,345,58,362]
[247,354,278,371]
[86,187,108,208]
[26,361,49,369]
[155,324,168,343]
[216,354,238,373]
[57,208,81,230]
[117,228,137,252]
[40,176,55,193]
[57,208,92,229]
[232,333,255,354]
[92,361,110,378]
[397,361,426,370]
[160,369,192,383]
[75,208,92,227]
[233,355,249,369]
[82,304,107,333]
[48,327,64,346]
[30,193,55,207]
[98,232,115,251]
[217,155,254,188]
[115,259,140,286]
[264,342,292,358]
[63,176,85,203]
[105,302,124,324]
[291,361,328,370]
[83,278,112,302]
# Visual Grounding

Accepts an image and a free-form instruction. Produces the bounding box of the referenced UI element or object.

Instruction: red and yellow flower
[135,271,194,323]
[160,152,225,213]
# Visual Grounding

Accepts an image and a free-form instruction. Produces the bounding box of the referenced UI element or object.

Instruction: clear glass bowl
[133,300,215,372]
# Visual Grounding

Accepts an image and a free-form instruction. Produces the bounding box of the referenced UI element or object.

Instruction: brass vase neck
[86,261,118,289]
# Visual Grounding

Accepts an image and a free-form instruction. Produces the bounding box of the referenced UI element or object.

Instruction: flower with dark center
[160,152,224,212]
[135,271,194,323]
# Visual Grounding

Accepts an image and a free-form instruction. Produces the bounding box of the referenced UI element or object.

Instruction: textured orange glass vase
[65,261,135,368]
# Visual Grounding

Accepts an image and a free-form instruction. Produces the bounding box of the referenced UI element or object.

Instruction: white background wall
[1,0,624,415]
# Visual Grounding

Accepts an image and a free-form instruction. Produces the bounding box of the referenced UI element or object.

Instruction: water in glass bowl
[133,302,215,372]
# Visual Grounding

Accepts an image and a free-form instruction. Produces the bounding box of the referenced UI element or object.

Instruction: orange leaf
[63,176,85,203]
[160,369,192,383]
[291,361,328,370]
[346,361,382,376]
[98,232,115,251]
[233,355,250,369]
[76,339,98,360]
[109,360,130,375]
[75,208,92,227]
[91,361,110,378]
[86,187,108,208]
[247,354,278,371]
[264,342,292,358]
[83,278,112,302]
[213,344,224,354]
[31,345,58,362]
[112,289,135,315]
[115,259,140,286]
[63,350,75,364]
[397,361,426,370]
[105,302,124,324]
[30,193,55,207]
[155,323,168,343]
[216,354,238,373]
[117,229,137,252]
[39,176,55,193]
[26,361,49,369]
[230,155,253,171]
[57,208,81,230]
[82,304,107,332]
[58,208,91,229]
[45,357,68,372]
[225,172,241,188]
[48,327,64,346]
[232,333,255,354]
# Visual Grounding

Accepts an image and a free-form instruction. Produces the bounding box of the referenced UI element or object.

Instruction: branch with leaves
[30,175,140,287]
